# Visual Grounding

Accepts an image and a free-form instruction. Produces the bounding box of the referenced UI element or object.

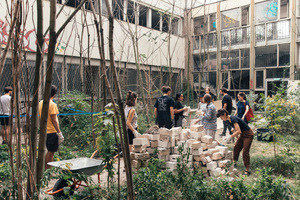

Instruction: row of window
[193,43,290,72]
[194,0,289,35]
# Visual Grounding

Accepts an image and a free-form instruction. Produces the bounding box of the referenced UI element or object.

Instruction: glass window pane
[221,8,241,30]
[152,10,160,30]
[193,36,200,50]
[221,50,239,69]
[222,72,229,89]
[209,53,217,70]
[139,5,147,27]
[171,18,179,35]
[255,25,265,42]
[279,44,290,66]
[255,45,277,67]
[266,68,290,78]
[221,30,230,46]
[241,49,250,68]
[256,71,264,88]
[208,33,217,47]
[194,16,208,35]
[231,70,250,89]
[280,0,289,19]
[210,14,216,32]
[255,0,278,24]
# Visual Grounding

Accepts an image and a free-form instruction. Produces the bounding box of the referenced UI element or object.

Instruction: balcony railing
[256,19,290,42]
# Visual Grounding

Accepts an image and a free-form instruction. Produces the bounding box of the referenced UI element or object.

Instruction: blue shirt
[236,101,249,118]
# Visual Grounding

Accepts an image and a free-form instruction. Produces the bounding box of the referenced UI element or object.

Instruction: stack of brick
[130,125,233,177]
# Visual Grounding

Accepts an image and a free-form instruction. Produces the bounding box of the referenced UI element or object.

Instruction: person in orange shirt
[39,85,63,169]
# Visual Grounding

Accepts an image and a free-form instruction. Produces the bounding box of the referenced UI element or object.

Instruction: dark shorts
[46,133,59,152]
[127,128,137,145]
[0,115,9,126]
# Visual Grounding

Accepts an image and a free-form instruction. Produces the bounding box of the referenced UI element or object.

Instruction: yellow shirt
[39,100,59,134]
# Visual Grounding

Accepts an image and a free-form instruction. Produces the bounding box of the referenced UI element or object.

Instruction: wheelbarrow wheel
[53,178,75,199]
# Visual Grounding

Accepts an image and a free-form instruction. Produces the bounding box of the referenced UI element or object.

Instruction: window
[221,8,241,29]
[231,70,250,89]
[194,54,208,72]
[139,5,147,27]
[203,72,217,88]
[194,16,208,35]
[280,0,289,19]
[242,7,249,26]
[127,1,136,24]
[255,45,277,67]
[171,18,179,35]
[255,25,265,42]
[193,36,200,50]
[221,50,239,69]
[255,0,278,24]
[266,68,290,78]
[152,9,160,31]
[267,20,290,40]
[66,0,81,8]
[231,29,243,45]
[208,33,217,47]
[162,15,169,33]
[279,44,290,66]
[209,14,216,31]
[113,0,124,20]
[241,49,250,68]
[222,72,229,89]
[256,71,264,88]
[221,30,230,46]
[209,53,217,70]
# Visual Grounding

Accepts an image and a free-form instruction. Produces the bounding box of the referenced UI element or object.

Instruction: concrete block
[171,127,182,136]
[135,152,150,160]
[170,154,181,161]
[146,148,154,154]
[160,134,170,142]
[201,135,213,144]
[187,139,195,148]
[193,155,202,162]
[181,129,189,140]
[131,160,142,169]
[215,146,229,154]
[192,141,202,149]
[210,167,221,177]
[174,146,179,154]
[201,143,208,150]
[133,145,147,153]
[208,148,220,155]
[158,140,170,148]
[150,141,158,148]
[133,138,149,146]
[208,141,218,149]
[190,125,204,132]
[159,128,172,136]
[151,134,160,141]
[137,134,152,140]
[166,155,170,161]
[211,152,224,161]
[205,156,212,163]
[225,151,233,160]
[158,147,170,156]
[193,147,203,156]
[218,160,231,168]
[189,131,203,140]
[207,161,217,171]
[166,161,177,170]
[201,156,212,165]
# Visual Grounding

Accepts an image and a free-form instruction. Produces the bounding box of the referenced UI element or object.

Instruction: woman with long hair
[234,92,249,124]
[173,93,188,127]
[194,94,217,140]
[125,91,140,152]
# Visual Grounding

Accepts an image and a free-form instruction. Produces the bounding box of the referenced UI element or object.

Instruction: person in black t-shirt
[219,88,233,136]
[173,93,188,127]
[217,109,254,176]
[154,86,174,129]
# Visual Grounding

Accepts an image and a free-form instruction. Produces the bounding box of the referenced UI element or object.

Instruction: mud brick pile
[130,125,234,177]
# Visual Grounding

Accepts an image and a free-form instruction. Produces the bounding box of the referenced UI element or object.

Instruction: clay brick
[208,148,219,155]
[150,141,158,148]
[210,167,221,177]
[146,148,154,154]
[211,152,224,161]
[180,129,189,140]
[133,145,147,153]
[135,152,150,160]
[170,154,181,161]
[189,131,204,140]
[201,143,208,150]
[208,141,218,149]
[218,160,231,168]
[201,135,213,144]
[205,156,212,163]
[193,155,202,162]
[192,141,202,149]
[174,146,179,154]
[190,125,204,132]
[159,128,172,136]
[151,134,160,141]
[137,134,152,140]
[158,147,170,156]
[225,151,233,160]
[187,139,195,148]
[160,134,170,142]
[133,138,149,146]
[171,127,182,137]
[207,161,217,170]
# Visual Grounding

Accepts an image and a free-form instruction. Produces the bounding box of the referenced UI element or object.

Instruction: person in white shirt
[0,87,12,144]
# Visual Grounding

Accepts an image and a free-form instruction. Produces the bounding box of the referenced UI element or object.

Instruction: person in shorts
[39,85,62,169]
[0,87,12,144]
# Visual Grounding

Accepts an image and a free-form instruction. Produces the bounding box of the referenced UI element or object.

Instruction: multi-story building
[192,0,300,98]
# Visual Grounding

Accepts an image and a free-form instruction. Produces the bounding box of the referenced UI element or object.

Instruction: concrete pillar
[249,0,255,98]
[290,0,296,80]
[147,8,152,28]
[216,3,222,99]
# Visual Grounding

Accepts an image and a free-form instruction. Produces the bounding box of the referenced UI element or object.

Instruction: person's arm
[50,114,61,133]
[242,105,249,120]
[170,107,174,120]
[194,119,201,124]
[230,123,241,138]
[154,107,157,118]
[174,107,187,114]
[223,103,227,110]
[234,105,238,116]
[126,109,136,132]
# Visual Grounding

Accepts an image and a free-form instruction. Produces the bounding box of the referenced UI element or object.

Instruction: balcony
[256,19,290,43]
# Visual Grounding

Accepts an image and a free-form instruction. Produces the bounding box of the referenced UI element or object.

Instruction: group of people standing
[124,86,254,176]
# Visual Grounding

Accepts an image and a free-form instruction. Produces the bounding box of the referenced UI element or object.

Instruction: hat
[199,93,205,98]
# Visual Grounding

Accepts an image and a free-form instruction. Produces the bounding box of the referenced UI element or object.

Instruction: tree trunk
[27,0,44,197]
[36,0,57,186]
[105,1,134,198]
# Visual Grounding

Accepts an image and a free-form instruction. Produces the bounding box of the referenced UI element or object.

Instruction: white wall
[0,0,185,69]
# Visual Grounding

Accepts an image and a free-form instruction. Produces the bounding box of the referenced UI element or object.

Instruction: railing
[256,19,290,42]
